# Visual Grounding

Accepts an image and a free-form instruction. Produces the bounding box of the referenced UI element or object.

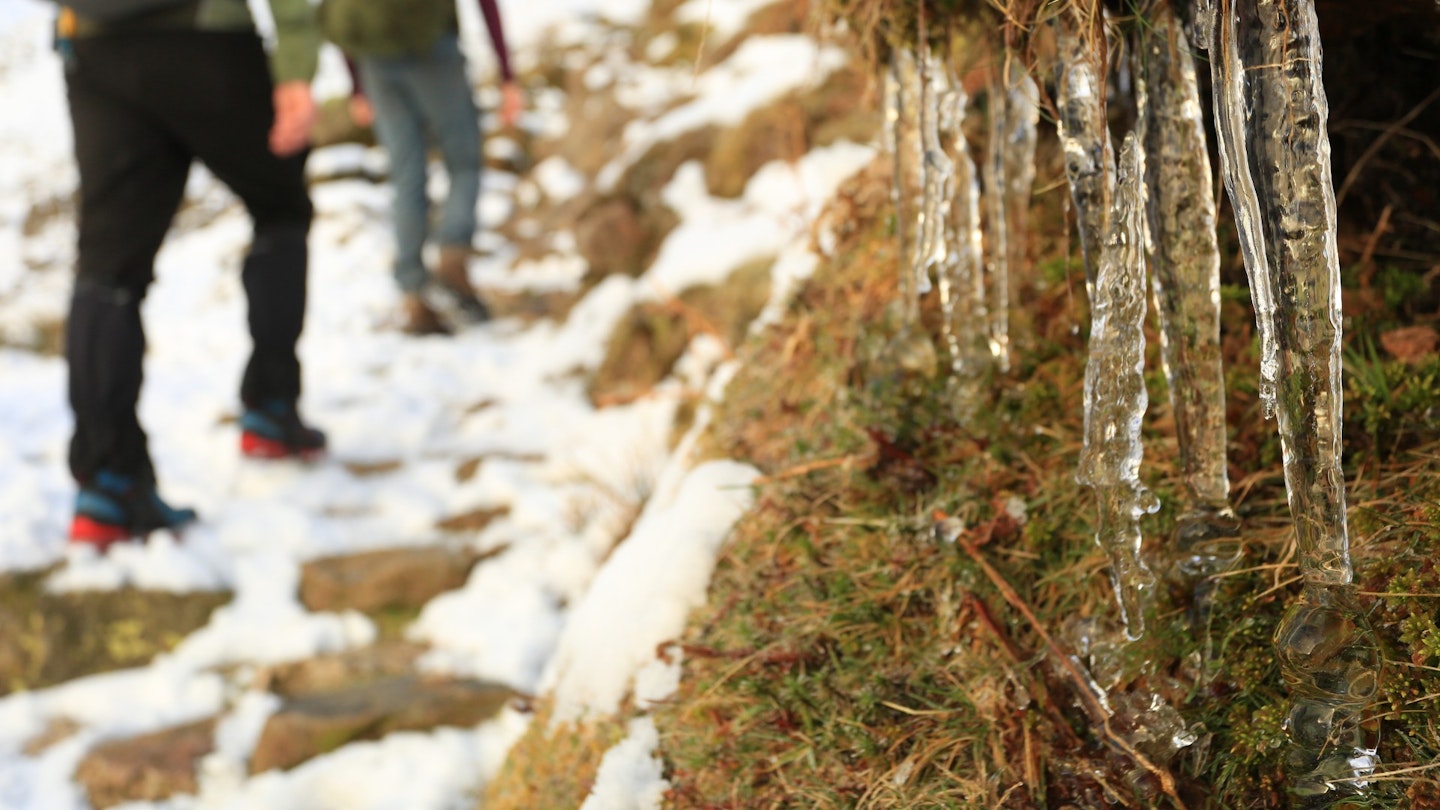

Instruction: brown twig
[1335,85,1440,208]
[965,593,1084,749]
[1358,204,1394,281]
[959,540,1188,810]
[753,455,859,484]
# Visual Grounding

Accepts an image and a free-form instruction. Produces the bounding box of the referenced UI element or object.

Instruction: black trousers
[64,30,313,485]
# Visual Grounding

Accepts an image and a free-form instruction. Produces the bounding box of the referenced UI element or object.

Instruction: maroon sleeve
[345,56,364,96]
[475,0,515,82]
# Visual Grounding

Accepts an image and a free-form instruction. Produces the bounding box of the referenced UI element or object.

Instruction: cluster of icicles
[882,0,1379,800]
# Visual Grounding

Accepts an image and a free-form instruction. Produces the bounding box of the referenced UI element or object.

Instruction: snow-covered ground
[0,1,873,807]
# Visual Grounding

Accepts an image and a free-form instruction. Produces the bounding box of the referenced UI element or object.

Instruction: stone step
[249,674,513,773]
[0,568,229,697]
[298,544,502,615]
[75,717,217,810]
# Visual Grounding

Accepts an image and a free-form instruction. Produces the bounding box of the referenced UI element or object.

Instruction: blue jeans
[358,34,481,293]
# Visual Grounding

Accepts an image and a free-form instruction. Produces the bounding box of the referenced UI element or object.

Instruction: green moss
[0,570,230,696]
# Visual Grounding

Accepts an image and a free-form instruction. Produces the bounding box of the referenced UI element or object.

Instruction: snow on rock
[545,459,759,721]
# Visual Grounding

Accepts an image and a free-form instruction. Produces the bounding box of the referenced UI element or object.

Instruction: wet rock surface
[298,545,490,615]
[248,675,513,773]
[74,718,217,810]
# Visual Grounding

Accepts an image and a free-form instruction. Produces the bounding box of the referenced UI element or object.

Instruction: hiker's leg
[65,35,192,485]
[168,32,313,408]
[359,56,432,295]
[410,34,481,255]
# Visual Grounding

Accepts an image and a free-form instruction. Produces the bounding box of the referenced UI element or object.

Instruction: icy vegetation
[1200,0,1377,796]
[868,0,1379,797]
[1075,134,1159,641]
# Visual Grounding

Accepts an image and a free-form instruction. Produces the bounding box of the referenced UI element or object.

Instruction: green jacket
[70,0,319,84]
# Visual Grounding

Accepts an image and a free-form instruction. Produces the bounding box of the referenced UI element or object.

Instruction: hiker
[54,0,327,547]
[323,0,523,335]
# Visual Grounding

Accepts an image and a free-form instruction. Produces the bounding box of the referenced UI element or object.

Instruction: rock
[249,676,512,773]
[256,641,428,697]
[574,196,647,278]
[0,569,229,697]
[298,546,487,615]
[74,718,216,809]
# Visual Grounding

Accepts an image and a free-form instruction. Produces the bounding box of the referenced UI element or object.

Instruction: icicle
[883,52,900,197]
[886,49,922,323]
[1207,1,1280,418]
[1134,9,1237,545]
[941,71,989,379]
[1209,0,1350,587]
[982,67,1010,370]
[983,64,1037,373]
[933,60,964,376]
[1003,74,1039,239]
[876,48,936,377]
[1204,0,1378,797]
[1054,13,1114,292]
[1076,133,1158,641]
[915,49,952,297]
[1003,69,1039,312]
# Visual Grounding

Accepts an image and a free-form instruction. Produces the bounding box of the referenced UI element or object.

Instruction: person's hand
[498,81,523,129]
[270,80,316,156]
[349,94,375,129]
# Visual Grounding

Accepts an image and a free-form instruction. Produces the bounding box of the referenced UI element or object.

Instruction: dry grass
[651,123,1440,807]
[480,0,1440,805]
[479,699,629,810]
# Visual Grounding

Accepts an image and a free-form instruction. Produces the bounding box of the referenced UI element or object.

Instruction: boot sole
[69,516,135,550]
[69,515,196,551]
[241,431,326,461]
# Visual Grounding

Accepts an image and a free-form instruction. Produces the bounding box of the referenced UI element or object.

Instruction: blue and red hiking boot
[239,400,327,460]
[70,470,199,549]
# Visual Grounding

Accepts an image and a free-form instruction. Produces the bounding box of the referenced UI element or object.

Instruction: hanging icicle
[1202,0,1379,797]
[984,63,1038,373]
[1054,9,1114,292]
[1205,1,1280,420]
[1134,8,1238,550]
[1076,133,1158,642]
[983,66,1010,371]
[939,67,989,380]
[878,46,937,378]
[1002,73,1039,278]
[915,49,953,298]
[887,48,924,325]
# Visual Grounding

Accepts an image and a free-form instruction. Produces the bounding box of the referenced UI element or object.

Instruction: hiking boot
[240,400,327,460]
[402,292,452,336]
[71,470,198,549]
[431,247,491,325]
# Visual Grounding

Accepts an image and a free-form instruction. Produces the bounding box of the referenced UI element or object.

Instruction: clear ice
[887,48,923,323]
[934,61,988,380]
[1202,0,1378,796]
[1206,0,1281,418]
[916,49,953,300]
[1076,133,1159,641]
[984,64,1039,373]
[1133,8,1238,547]
[1054,12,1115,291]
[880,48,937,376]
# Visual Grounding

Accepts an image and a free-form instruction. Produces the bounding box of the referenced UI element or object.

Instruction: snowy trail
[0,1,874,807]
